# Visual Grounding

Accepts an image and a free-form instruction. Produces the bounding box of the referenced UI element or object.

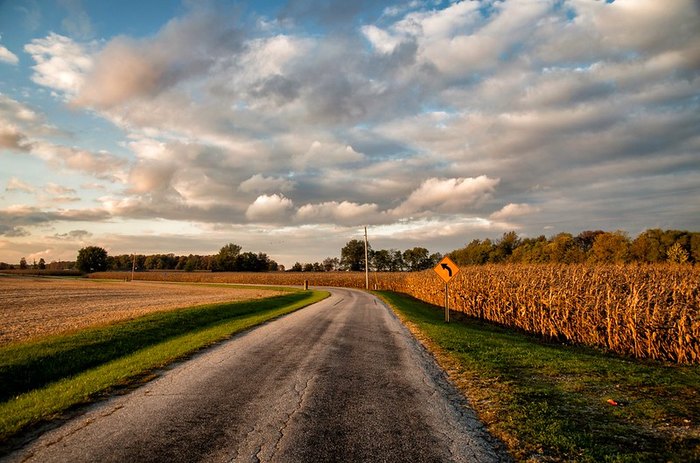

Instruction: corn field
[91,264,699,363]
[378,265,700,363]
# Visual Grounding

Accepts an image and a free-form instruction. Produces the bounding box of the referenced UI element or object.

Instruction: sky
[0,0,699,267]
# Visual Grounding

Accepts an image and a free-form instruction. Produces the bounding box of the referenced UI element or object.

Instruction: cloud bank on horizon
[0,0,699,266]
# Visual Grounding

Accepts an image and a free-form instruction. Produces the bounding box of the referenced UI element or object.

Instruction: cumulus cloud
[24,33,93,94]
[2,0,699,264]
[296,201,383,226]
[392,176,500,216]
[490,203,540,221]
[245,194,294,222]
[73,37,166,108]
[0,44,19,64]
[361,25,402,54]
[294,141,365,169]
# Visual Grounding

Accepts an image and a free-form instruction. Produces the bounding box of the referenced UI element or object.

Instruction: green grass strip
[0,290,328,441]
[376,291,700,463]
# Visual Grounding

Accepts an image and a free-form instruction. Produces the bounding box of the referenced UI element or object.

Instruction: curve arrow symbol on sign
[440,263,452,277]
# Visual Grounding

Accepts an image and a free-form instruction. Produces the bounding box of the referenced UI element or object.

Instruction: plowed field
[0,277,284,345]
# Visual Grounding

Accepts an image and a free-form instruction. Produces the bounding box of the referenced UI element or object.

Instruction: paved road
[4,288,507,463]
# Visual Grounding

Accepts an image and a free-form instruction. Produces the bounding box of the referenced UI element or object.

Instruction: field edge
[0,290,329,450]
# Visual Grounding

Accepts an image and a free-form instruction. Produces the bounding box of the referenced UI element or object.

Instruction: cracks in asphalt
[269,373,315,460]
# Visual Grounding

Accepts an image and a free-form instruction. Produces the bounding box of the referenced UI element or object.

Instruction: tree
[575,230,605,254]
[389,249,405,271]
[322,257,339,272]
[340,239,370,271]
[450,239,494,265]
[667,242,689,264]
[38,258,46,270]
[403,247,431,271]
[215,243,242,271]
[76,246,109,273]
[489,231,520,263]
[19,257,27,270]
[290,262,303,272]
[372,249,393,272]
[589,231,631,263]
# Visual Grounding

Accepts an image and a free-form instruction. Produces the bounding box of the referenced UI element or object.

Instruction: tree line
[289,240,443,272]
[70,243,280,273]
[2,228,696,274]
[69,240,444,274]
[448,229,700,265]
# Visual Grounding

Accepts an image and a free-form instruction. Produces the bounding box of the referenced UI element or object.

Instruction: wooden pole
[364,226,369,290]
[445,282,449,323]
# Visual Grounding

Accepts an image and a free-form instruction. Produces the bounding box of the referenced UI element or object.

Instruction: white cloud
[296,201,382,226]
[392,176,500,216]
[294,140,365,169]
[24,33,93,94]
[490,203,539,221]
[245,194,294,222]
[361,25,403,54]
[6,177,35,193]
[0,44,19,64]
[3,1,699,264]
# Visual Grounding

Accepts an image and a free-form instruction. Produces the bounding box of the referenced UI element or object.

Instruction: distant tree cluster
[317,240,441,272]
[0,258,74,271]
[287,241,442,273]
[78,243,279,273]
[449,229,700,265]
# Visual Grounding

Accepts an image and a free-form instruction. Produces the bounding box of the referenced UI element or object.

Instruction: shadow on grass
[376,291,700,463]
[0,292,309,403]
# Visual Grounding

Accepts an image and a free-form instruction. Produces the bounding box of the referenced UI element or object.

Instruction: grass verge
[376,291,700,462]
[0,290,328,442]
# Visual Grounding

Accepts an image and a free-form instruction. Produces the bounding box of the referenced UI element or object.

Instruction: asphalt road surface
[4,288,508,463]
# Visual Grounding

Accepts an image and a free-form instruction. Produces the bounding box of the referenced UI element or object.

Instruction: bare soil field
[0,277,285,346]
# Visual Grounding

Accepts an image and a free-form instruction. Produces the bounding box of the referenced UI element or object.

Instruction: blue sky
[1,0,699,267]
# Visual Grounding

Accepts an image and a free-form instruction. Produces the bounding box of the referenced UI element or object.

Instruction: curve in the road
[4,288,509,463]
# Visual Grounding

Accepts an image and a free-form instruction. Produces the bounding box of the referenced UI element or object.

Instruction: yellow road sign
[433,256,460,283]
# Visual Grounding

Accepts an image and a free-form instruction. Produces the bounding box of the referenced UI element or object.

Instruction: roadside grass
[376,291,700,463]
[0,290,328,442]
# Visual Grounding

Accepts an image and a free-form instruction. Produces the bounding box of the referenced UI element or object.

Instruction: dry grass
[0,276,284,346]
[91,265,700,363]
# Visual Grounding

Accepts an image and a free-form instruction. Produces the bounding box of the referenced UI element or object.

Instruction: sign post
[433,256,459,323]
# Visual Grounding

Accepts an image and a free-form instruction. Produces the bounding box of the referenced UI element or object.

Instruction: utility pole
[131,254,136,282]
[364,226,369,290]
